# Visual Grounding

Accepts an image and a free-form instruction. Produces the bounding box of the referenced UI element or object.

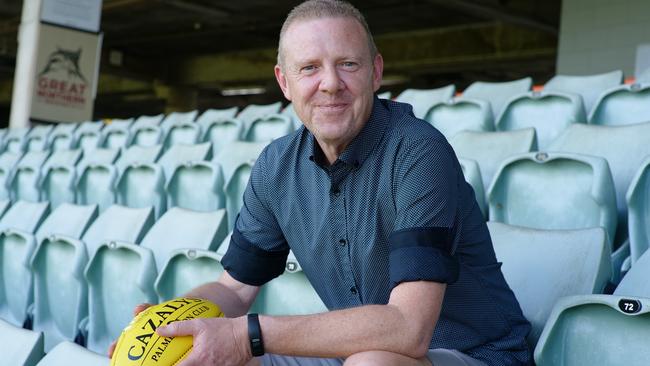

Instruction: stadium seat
[394,85,456,119]
[100,119,132,149]
[496,91,586,150]
[114,145,165,217]
[424,98,494,139]
[9,150,50,202]
[160,110,198,131]
[450,128,536,191]
[47,123,78,151]
[74,121,103,151]
[281,103,303,131]
[195,107,239,126]
[157,142,211,179]
[544,70,623,114]
[0,201,49,326]
[140,207,228,271]
[155,248,224,301]
[4,127,29,154]
[251,252,327,315]
[549,122,650,248]
[244,114,294,142]
[132,114,164,128]
[0,318,44,366]
[75,148,121,212]
[35,341,108,366]
[488,152,618,250]
[166,156,225,212]
[200,117,245,154]
[39,149,83,209]
[129,116,165,148]
[84,241,158,354]
[0,152,22,200]
[627,156,650,264]
[82,205,154,259]
[488,222,611,345]
[462,77,532,119]
[214,141,268,229]
[0,200,10,219]
[25,125,53,152]
[237,102,283,131]
[162,119,201,149]
[589,83,650,126]
[458,158,486,218]
[30,204,98,350]
[613,249,650,297]
[534,294,650,366]
[638,67,650,83]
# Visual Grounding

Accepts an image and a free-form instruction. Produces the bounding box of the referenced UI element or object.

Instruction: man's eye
[301,65,316,72]
[341,62,359,69]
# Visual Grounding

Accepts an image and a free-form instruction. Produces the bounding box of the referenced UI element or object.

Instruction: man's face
[275,17,383,148]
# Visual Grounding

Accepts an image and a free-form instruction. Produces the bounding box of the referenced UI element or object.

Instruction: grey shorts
[259,349,487,366]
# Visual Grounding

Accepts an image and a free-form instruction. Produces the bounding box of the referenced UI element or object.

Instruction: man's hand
[108,303,153,358]
[156,316,252,366]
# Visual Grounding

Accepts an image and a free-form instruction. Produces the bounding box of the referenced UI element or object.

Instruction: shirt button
[350,287,357,295]
[332,189,340,197]
[339,239,346,246]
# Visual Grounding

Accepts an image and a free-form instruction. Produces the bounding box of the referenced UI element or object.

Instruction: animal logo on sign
[39,47,87,84]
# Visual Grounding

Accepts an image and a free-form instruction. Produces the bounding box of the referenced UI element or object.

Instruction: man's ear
[372,53,384,92]
[275,65,292,101]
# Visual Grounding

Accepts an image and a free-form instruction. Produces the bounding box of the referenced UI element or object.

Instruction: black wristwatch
[248,313,265,356]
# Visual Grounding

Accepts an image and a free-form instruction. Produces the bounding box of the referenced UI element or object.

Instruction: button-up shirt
[222,98,531,365]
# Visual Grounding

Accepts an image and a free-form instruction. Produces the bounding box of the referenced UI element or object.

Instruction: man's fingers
[157,319,201,337]
[107,341,117,358]
[134,303,152,316]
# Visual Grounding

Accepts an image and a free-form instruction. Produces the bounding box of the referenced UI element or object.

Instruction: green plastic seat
[458,158,486,218]
[0,152,22,200]
[35,341,108,366]
[237,102,283,132]
[281,103,303,131]
[395,85,456,119]
[155,248,224,302]
[82,205,154,258]
[424,98,494,139]
[25,125,53,152]
[74,121,104,151]
[0,201,49,326]
[99,119,133,149]
[638,67,650,83]
[114,145,165,218]
[30,203,98,351]
[158,142,211,179]
[10,151,50,203]
[463,77,532,119]
[39,149,83,209]
[544,70,623,115]
[244,114,294,142]
[162,121,201,149]
[626,157,650,264]
[488,222,611,345]
[450,128,536,191]
[496,91,586,150]
[589,83,650,126]
[488,152,618,250]
[47,123,78,152]
[166,159,225,212]
[196,107,239,127]
[160,110,198,131]
[534,294,650,366]
[0,318,44,366]
[75,148,121,212]
[200,118,245,154]
[4,127,30,154]
[129,115,165,148]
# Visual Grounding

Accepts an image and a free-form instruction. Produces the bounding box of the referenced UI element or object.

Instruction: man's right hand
[107,303,154,358]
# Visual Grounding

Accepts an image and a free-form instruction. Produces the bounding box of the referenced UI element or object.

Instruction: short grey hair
[277,0,378,67]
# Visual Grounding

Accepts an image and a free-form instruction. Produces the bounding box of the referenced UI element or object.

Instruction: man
[113,1,531,365]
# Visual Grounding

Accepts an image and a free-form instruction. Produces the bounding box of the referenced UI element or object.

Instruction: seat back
[155,249,224,301]
[196,107,239,127]
[0,318,44,366]
[100,119,132,149]
[237,102,283,131]
[48,123,78,151]
[129,122,163,147]
[395,85,456,119]
[589,83,650,126]
[626,157,650,263]
[26,125,53,152]
[74,121,103,151]
[613,249,650,297]
[4,127,30,154]
[496,91,586,150]
[81,205,154,257]
[458,158,486,218]
[544,70,623,114]
[36,341,108,366]
[163,122,201,149]
[488,152,618,248]
[281,103,303,130]
[450,128,536,190]
[463,77,532,119]
[160,110,198,131]
[244,114,294,142]
[0,152,22,200]
[40,149,83,209]
[10,150,50,202]
[166,161,225,212]
[201,118,244,154]
[157,142,211,179]
[488,222,611,345]
[75,148,121,212]
[424,98,494,139]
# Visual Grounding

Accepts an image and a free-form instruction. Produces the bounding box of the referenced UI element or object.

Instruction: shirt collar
[307,97,391,169]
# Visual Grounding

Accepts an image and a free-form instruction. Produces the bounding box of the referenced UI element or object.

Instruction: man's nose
[319,66,344,94]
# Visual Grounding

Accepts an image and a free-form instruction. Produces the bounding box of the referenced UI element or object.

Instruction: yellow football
[110,297,223,366]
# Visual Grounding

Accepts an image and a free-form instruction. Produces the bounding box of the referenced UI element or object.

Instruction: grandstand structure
[1,0,650,365]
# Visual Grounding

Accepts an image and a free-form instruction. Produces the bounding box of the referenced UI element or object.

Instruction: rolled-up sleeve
[390,139,461,287]
[221,147,289,286]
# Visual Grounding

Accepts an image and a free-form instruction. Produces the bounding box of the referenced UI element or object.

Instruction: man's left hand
[156,316,252,366]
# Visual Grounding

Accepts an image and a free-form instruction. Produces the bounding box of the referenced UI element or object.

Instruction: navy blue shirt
[222,98,531,365]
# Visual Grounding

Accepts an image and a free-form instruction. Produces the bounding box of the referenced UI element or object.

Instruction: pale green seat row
[463,77,532,119]
[25,126,54,153]
[128,114,165,148]
[4,127,30,154]
[10,151,51,203]
[394,85,456,119]
[627,156,650,264]
[488,222,610,346]
[424,98,494,139]
[496,91,586,150]
[75,121,104,151]
[0,317,43,366]
[589,83,650,126]
[237,102,283,133]
[458,158,486,219]
[100,118,133,150]
[544,70,623,115]
[244,114,294,142]
[0,152,22,200]
[160,110,198,131]
[48,123,78,151]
